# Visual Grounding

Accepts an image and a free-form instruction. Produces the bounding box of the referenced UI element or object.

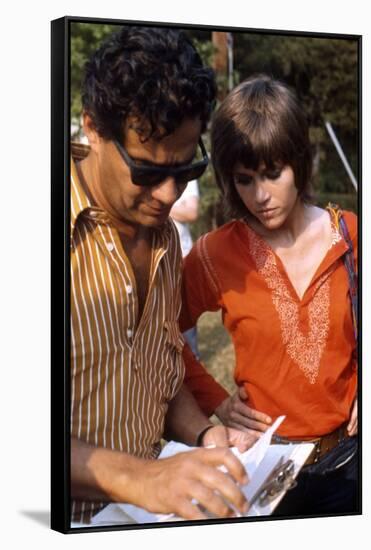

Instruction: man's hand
[72,438,249,522]
[215,386,272,435]
[347,397,358,436]
[202,424,259,452]
[130,447,249,520]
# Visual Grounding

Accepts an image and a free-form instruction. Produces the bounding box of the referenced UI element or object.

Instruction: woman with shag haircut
[181,75,358,517]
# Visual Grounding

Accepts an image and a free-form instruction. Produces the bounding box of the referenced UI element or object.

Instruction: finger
[203,425,229,448]
[175,497,208,521]
[238,386,248,400]
[242,406,272,425]
[200,447,248,485]
[194,447,247,484]
[195,462,249,515]
[227,428,259,452]
[348,419,357,436]
[187,481,237,519]
[224,420,263,437]
[347,404,357,434]
[230,401,272,425]
[349,425,357,437]
[230,411,270,432]
[347,415,356,433]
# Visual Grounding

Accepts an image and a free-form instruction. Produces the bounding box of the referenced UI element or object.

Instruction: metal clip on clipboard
[249,457,297,508]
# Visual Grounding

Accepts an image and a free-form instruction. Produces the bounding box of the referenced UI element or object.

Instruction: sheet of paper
[229,415,286,478]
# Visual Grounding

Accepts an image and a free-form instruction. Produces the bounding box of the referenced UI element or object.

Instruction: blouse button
[126,284,133,294]
[107,242,114,252]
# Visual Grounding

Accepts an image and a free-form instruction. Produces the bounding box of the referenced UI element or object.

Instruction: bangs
[232,118,291,172]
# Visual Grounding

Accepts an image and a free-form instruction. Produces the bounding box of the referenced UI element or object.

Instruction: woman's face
[233,163,299,230]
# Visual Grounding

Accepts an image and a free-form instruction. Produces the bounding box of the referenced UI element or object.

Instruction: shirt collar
[70,145,111,245]
[70,156,92,242]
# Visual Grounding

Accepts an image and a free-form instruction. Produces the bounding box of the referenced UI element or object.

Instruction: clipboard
[90,416,314,525]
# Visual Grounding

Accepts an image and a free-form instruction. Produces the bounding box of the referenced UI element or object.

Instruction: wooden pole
[212,32,229,100]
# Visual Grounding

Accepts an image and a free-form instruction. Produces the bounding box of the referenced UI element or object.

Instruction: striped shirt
[70,150,185,523]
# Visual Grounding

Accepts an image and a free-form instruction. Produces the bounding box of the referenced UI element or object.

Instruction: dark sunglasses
[114,138,209,187]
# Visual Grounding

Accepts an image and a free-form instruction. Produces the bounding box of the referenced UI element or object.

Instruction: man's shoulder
[194,220,242,262]
[162,218,183,256]
[198,219,241,247]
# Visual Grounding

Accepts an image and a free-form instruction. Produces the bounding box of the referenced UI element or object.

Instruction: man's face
[88,117,202,229]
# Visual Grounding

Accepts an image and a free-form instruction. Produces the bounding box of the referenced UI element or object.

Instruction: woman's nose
[255,180,271,204]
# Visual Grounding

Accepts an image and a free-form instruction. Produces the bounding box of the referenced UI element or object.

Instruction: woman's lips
[257,208,277,218]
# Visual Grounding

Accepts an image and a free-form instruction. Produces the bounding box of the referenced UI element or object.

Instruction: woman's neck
[247,199,318,246]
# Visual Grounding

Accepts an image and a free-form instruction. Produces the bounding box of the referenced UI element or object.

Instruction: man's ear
[82,113,102,152]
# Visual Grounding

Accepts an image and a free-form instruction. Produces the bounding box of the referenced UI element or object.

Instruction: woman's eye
[265,169,282,180]
[234,175,253,185]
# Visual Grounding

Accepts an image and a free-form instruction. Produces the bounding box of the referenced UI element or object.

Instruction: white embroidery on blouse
[247,229,331,384]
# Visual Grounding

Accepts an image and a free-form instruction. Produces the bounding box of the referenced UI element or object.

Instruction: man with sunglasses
[70,25,255,525]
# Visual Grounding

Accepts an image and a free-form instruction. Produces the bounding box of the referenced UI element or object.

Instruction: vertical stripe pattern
[70,157,185,523]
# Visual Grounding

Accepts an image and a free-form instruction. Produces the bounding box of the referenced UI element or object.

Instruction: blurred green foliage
[70,23,359,232]
[71,22,118,137]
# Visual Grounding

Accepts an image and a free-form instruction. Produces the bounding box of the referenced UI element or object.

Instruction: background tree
[71,22,118,137]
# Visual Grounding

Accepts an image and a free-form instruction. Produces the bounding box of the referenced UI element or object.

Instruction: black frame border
[51,15,362,534]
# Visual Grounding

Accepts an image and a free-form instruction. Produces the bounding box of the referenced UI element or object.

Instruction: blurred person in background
[170,179,201,359]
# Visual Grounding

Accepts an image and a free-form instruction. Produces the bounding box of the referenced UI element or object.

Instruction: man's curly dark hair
[82,26,217,142]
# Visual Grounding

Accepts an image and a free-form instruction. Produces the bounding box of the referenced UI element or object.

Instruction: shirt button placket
[126,284,133,295]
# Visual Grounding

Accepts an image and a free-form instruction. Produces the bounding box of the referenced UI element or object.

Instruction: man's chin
[140,212,170,227]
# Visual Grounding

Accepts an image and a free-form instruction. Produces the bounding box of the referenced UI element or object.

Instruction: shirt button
[127,329,133,339]
[126,284,133,294]
[107,242,114,252]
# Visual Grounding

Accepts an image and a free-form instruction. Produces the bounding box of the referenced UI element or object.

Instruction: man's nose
[151,177,180,205]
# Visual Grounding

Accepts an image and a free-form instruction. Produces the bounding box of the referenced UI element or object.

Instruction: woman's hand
[202,424,259,453]
[215,386,272,436]
[347,397,358,436]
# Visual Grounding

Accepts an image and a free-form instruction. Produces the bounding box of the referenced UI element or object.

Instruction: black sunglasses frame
[114,137,209,187]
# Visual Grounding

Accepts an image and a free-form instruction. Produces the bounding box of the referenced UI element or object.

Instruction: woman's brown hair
[211,75,313,218]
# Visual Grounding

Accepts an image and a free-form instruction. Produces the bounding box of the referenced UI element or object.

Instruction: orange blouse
[180,211,357,439]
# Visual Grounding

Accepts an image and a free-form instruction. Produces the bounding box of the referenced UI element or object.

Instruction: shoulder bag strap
[327,202,358,343]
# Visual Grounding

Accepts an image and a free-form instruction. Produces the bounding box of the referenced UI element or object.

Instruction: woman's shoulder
[324,203,357,240]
